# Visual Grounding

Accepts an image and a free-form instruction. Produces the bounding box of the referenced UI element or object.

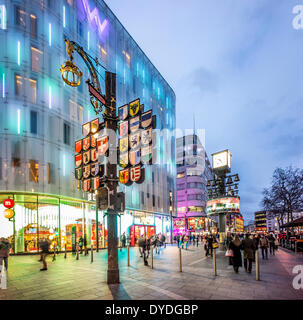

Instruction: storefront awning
[281,217,303,228]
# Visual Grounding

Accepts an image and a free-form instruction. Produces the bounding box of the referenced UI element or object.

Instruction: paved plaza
[1,244,303,300]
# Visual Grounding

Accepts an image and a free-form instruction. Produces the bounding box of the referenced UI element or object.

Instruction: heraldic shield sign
[129,132,140,149]
[141,110,152,128]
[97,136,108,155]
[91,134,97,148]
[75,154,82,167]
[141,127,152,146]
[129,148,141,166]
[119,104,128,120]
[83,179,91,192]
[90,118,99,133]
[119,168,131,185]
[75,139,82,154]
[75,167,82,180]
[119,152,128,168]
[129,98,140,117]
[83,150,90,164]
[119,120,128,137]
[91,148,98,162]
[129,116,140,133]
[130,165,145,184]
[83,165,91,179]
[82,121,90,137]
[119,137,129,153]
[83,136,90,151]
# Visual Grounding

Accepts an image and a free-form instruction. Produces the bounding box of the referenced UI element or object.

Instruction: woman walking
[0,238,11,272]
[229,235,242,273]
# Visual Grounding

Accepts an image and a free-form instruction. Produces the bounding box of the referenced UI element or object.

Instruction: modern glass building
[0,0,176,253]
[174,134,215,236]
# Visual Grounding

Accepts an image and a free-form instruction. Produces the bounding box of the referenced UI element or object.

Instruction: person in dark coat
[242,233,255,273]
[229,235,242,273]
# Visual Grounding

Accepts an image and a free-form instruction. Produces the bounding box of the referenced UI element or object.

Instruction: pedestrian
[126,234,131,247]
[229,235,242,273]
[160,233,166,248]
[226,233,234,265]
[78,236,83,254]
[121,232,126,248]
[39,238,50,271]
[207,235,214,257]
[181,234,185,249]
[242,233,255,273]
[176,234,180,248]
[269,233,276,255]
[0,237,11,272]
[196,235,199,247]
[83,234,88,256]
[275,236,279,251]
[138,236,148,266]
[260,235,269,260]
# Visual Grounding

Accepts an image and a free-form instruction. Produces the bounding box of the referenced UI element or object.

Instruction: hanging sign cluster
[118,98,156,186]
[75,118,106,192]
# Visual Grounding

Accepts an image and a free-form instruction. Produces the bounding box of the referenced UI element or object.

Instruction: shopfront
[0,193,173,253]
[0,192,107,254]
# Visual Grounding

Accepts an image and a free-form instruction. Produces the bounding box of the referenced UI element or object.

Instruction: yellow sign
[4,209,14,219]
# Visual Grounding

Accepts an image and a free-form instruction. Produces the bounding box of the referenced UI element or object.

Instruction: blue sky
[105,0,303,222]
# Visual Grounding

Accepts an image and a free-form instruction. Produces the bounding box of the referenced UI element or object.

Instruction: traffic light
[96,187,109,210]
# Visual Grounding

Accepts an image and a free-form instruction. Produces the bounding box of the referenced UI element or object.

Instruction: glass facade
[0,0,176,252]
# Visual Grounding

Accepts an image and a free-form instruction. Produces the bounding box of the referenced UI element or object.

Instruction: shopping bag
[225,249,234,257]
[212,242,219,249]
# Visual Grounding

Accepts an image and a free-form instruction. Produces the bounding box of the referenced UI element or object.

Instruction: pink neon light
[82,0,108,35]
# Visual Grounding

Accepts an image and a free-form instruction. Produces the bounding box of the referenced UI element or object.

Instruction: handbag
[212,242,219,249]
[225,249,234,257]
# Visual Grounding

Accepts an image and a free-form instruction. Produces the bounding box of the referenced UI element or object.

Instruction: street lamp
[60,39,121,284]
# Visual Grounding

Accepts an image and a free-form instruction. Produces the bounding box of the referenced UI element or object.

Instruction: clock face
[213,152,228,169]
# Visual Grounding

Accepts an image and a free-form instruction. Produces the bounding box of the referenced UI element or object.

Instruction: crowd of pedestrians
[225,232,279,274]
[137,233,167,266]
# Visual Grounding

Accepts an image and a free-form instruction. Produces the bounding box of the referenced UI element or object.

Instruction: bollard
[213,249,217,276]
[127,245,130,267]
[179,247,182,272]
[52,247,56,261]
[76,244,79,260]
[256,249,260,281]
[64,244,67,259]
[90,244,93,263]
[151,246,154,269]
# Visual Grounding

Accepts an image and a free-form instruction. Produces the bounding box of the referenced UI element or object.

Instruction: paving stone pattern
[0,244,302,300]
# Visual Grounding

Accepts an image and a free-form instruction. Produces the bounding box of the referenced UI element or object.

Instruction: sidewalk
[0,244,302,300]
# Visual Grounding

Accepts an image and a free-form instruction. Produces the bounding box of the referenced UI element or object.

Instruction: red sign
[3,199,14,209]
[88,84,106,105]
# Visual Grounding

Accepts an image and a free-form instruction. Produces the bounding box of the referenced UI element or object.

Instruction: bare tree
[261,166,303,226]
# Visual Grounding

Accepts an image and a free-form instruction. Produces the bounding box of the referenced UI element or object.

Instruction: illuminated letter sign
[81,0,108,38]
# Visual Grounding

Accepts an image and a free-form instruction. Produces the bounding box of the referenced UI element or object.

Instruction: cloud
[190,67,219,95]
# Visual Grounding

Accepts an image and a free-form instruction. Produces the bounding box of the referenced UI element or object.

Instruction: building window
[12,158,21,167]
[69,99,77,121]
[28,79,37,104]
[15,6,26,27]
[31,47,43,72]
[30,14,37,38]
[177,183,185,190]
[15,75,23,96]
[177,207,186,213]
[188,206,203,212]
[152,195,155,207]
[29,160,39,183]
[177,172,185,179]
[63,122,70,145]
[77,20,83,37]
[30,110,38,134]
[187,194,203,201]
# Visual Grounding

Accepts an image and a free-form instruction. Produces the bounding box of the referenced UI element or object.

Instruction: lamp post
[207,150,240,246]
[60,40,120,284]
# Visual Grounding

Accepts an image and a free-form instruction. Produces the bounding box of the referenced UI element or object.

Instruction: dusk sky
[106,0,303,222]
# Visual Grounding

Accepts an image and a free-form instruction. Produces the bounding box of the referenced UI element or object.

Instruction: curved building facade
[0,0,176,253]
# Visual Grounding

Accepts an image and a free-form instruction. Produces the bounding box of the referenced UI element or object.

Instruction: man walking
[39,238,50,271]
[242,233,256,273]
[260,235,269,260]
[121,232,126,248]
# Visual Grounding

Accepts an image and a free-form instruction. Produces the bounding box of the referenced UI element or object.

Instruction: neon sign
[81,0,108,38]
